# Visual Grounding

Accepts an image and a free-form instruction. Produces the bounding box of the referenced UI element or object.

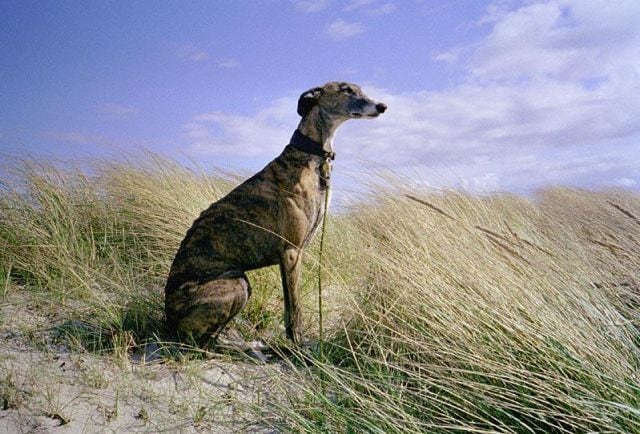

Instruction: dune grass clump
[1,155,639,432]
[0,157,238,353]
[258,187,640,433]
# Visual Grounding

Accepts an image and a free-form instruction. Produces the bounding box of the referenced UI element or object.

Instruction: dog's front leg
[280,247,303,344]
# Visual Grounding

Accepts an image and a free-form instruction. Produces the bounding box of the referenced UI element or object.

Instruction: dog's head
[297,81,387,119]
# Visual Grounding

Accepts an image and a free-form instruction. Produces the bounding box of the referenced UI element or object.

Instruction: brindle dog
[165,81,386,354]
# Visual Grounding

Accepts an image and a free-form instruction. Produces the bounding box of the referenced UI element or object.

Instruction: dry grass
[260,187,640,433]
[1,155,639,432]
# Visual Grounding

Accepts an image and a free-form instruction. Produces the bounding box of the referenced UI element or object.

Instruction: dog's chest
[302,184,329,248]
[305,161,332,243]
[309,179,330,226]
[277,159,331,246]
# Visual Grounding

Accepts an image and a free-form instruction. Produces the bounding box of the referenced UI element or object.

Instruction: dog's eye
[341,87,354,95]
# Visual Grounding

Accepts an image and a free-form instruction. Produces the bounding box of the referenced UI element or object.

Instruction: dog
[165,81,386,353]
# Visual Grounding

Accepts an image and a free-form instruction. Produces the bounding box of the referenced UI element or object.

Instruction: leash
[317,157,332,359]
[287,129,333,358]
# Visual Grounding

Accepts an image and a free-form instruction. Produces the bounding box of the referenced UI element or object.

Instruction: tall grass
[1,156,639,432]
[261,188,640,433]
[0,156,236,352]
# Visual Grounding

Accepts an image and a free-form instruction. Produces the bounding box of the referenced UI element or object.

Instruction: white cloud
[177,45,210,62]
[94,103,139,119]
[344,0,375,11]
[183,0,640,192]
[433,47,462,65]
[344,0,395,14]
[293,0,329,13]
[613,177,637,188]
[367,2,396,15]
[397,146,639,193]
[325,19,366,41]
[184,97,298,157]
[216,59,240,69]
[466,1,640,83]
[177,46,240,69]
[344,77,640,162]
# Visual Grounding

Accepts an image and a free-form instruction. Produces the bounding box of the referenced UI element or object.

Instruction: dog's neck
[296,106,346,155]
[288,130,331,160]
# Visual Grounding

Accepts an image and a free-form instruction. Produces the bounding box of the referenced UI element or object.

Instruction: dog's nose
[375,103,387,113]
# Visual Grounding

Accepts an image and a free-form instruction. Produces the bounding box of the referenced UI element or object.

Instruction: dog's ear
[297,87,323,117]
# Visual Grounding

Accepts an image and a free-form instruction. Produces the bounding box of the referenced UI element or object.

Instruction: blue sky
[2,0,639,194]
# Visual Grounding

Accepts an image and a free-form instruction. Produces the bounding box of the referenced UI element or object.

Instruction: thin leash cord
[317,175,331,360]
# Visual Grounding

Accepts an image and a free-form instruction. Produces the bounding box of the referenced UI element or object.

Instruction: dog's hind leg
[168,271,251,346]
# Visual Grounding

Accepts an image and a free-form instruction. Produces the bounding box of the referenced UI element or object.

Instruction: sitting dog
[165,81,386,352]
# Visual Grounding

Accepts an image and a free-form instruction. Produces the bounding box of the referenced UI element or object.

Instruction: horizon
[2,0,639,195]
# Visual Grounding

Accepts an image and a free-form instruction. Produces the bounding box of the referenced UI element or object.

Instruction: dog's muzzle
[352,102,387,118]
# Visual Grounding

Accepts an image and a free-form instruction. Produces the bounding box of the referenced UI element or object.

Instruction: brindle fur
[165,81,386,347]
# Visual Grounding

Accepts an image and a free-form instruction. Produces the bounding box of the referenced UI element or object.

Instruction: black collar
[287,130,335,160]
